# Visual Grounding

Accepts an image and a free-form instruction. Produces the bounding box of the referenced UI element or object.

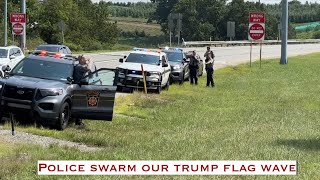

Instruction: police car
[117,48,171,93]
[0,50,117,130]
[161,47,189,84]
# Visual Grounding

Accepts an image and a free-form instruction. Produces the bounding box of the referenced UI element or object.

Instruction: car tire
[116,86,123,92]
[55,102,70,131]
[179,73,184,85]
[165,78,170,90]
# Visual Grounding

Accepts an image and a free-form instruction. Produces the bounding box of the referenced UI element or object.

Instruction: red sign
[12,23,24,35]
[249,23,265,40]
[10,13,26,23]
[249,12,265,23]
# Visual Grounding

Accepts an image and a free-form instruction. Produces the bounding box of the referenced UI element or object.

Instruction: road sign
[227,21,235,39]
[248,23,265,40]
[249,12,265,23]
[248,12,266,41]
[10,13,26,23]
[12,23,24,35]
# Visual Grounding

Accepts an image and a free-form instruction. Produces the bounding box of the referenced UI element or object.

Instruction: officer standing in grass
[205,52,215,87]
[189,51,200,85]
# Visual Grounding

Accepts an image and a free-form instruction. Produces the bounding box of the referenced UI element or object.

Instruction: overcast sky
[92,0,318,4]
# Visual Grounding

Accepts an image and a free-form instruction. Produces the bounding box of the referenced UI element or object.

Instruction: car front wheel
[56,102,70,130]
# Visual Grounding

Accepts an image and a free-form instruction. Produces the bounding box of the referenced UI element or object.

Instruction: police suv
[0,50,117,130]
[117,48,171,93]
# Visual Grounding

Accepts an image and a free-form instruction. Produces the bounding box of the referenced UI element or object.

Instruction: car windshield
[126,53,159,65]
[35,46,59,52]
[164,51,183,62]
[11,58,73,82]
[0,49,8,58]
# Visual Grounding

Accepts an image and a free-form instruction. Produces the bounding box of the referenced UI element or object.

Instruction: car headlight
[0,84,3,90]
[147,71,161,78]
[40,89,63,97]
[173,65,182,70]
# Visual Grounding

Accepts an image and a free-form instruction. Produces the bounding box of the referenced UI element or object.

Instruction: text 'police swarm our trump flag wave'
[38,160,297,175]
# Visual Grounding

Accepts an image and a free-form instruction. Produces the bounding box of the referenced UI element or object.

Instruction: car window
[35,46,59,52]
[0,49,8,58]
[11,58,74,82]
[126,53,160,65]
[87,70,115,86]
[66,47,72,54]
[164,51,183,62]
[15,48,22,56]
[9,49,15,56]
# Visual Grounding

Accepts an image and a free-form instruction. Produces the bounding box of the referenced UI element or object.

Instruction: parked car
[0,51,117,130]
[116,48,171,94]
[0,46,25,77]
[34,44,72,56]
[185,51,204,76]
[161,47,190,84]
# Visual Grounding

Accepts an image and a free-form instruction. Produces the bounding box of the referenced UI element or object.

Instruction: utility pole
[280,0,288,64]
[4,0,8,46]
[20,0,26,50]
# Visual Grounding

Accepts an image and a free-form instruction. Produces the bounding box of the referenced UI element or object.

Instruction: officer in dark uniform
[73,55,93,127]
[189,51,199,85]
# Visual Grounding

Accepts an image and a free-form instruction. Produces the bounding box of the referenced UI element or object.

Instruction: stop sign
[12,23,24,35]
[249,23,265,41]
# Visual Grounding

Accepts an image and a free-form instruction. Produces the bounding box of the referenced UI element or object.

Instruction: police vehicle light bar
[31,50,77,61]
[160,47,183,52]
[133,47,161,53]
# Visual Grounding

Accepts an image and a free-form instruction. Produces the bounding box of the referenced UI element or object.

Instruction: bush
[313,31,320,39]
[64,42,83,52]
[82,40,103,51]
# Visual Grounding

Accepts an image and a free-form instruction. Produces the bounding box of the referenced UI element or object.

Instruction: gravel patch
[0,129,102,152]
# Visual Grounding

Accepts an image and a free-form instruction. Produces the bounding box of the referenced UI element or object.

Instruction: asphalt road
[85,44,320,96]
[89,44,320,70]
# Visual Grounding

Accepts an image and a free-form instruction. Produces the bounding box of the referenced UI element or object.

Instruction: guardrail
[183,39,320,47]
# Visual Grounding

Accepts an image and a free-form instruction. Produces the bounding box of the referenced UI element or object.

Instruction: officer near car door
[189,51,199,85]
[73,55,93,127]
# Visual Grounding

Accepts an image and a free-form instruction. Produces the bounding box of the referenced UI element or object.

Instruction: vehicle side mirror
[163,63,169,67]
[2,65,10,72]
[124,55,127,59]
[67,77,73,83]
[119,58,124,63]
[9,55,16,60]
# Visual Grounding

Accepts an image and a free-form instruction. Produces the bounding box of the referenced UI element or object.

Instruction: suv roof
[0,46,21,50]
[36,44,66,47]
[28,54,74,65]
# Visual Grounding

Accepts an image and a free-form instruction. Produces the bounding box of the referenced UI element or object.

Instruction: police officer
[205,52,215,87]
[189,51,199,85]
[73,55,93,127]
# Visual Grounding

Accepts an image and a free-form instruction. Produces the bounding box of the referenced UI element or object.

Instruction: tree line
[0,0,119,51]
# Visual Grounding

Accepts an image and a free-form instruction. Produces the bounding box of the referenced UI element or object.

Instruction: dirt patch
[0,130,102,152]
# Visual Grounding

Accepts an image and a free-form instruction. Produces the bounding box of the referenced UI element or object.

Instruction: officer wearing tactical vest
[189,51,200,85]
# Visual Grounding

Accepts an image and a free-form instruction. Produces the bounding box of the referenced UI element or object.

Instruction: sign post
[248,12,265,68]
[10,13,26,35]
[227,21,235,41]
[168,13,183,47]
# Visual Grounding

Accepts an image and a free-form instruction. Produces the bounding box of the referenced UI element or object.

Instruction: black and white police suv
[116,48,171,93]
[0,50,117,130]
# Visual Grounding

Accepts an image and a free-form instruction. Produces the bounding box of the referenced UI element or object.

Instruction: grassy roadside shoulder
[2,53,320,179]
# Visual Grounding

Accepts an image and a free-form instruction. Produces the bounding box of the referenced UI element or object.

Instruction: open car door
[71,68,118,121]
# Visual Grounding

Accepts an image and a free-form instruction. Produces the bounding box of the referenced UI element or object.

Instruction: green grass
[2,53,320,179]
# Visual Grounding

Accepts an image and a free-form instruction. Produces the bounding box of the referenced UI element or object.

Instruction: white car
[0,46,25,77]
[116,48,171,93]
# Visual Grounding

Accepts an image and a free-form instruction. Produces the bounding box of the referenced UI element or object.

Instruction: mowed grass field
[2,53,320,179]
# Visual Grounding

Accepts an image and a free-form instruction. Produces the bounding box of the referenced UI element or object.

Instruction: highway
[90,44,320,70]
[86,44,320,96]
